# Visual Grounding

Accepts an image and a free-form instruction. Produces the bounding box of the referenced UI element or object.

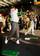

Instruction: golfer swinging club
[5,6,20,44]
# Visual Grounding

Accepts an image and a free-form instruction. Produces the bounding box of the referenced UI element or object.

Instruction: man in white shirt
[5,6,20,44]
[0,14,5,33]
[0,14,3,33]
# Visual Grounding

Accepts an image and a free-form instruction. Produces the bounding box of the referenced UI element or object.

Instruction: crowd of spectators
[0,9,40,34]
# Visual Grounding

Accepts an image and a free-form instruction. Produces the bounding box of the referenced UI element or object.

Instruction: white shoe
[1,31,5,33]
[16,40,20,44]
[5,36,8,44]
[25,32,28,35]
[25,38,30,40]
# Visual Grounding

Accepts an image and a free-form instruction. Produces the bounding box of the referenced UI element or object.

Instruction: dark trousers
[8,21,19,39]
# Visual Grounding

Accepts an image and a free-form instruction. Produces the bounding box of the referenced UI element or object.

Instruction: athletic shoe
[16,40,20,44]
[5,36,8,44]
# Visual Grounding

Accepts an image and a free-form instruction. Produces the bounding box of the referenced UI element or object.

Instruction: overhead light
[17,0,21,2]
[0,4,5,7]
[0,1,9,6]
[34,0,37,2]
[4,0,12,4]
[3,0,6,1]
[10,0,17,3]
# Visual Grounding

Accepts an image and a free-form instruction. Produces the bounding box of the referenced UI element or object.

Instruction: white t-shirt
[0,16,2,22]
[10,8,19,22]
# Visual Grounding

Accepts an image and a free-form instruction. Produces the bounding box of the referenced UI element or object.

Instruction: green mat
[1,50,19,56]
